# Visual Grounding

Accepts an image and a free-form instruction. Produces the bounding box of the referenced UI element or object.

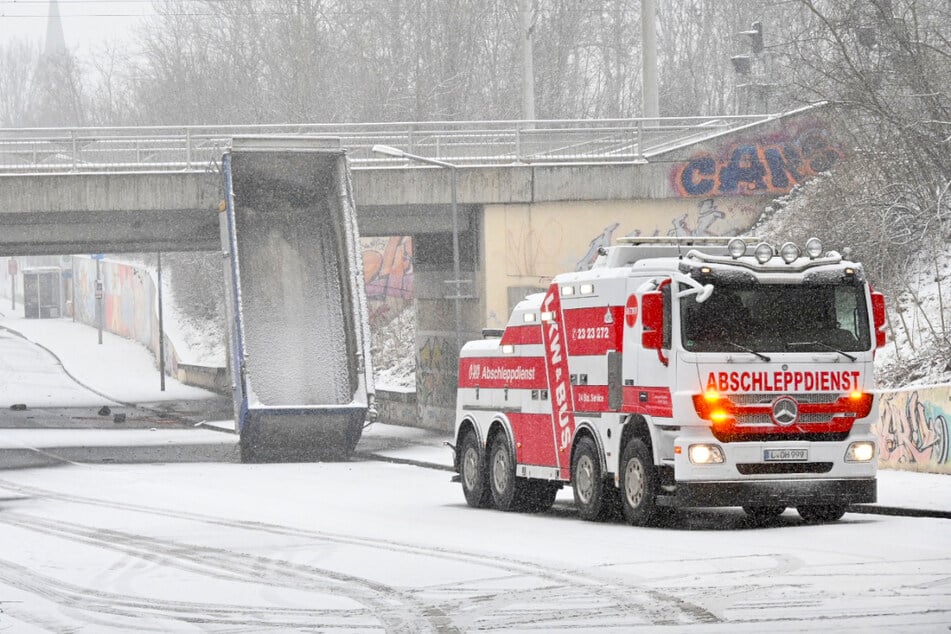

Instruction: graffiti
[416,335,456,409]
[671,125,843,197]
[576,223,620,271]
[875,387,951,470]
[363,236,414,301]
[669,198,727,237]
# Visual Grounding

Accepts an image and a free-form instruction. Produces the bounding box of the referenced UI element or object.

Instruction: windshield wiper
[787,341,857,362]
[726,341,771,362]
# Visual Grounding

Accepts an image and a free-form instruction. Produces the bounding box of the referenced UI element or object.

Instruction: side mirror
[641,291,664,350]
[871,291,886,348]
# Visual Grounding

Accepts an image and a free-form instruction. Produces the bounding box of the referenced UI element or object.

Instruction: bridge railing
[0,115,777,172]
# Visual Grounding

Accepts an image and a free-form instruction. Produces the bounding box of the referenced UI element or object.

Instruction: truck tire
[797,504,846,523]
[460,430,492,508]
[619,438,660,526]
[488,433,525,512]
[572,436,611,521]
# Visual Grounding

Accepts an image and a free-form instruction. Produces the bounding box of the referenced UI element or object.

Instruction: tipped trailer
[453,236,886,525]
[221,136,374,462]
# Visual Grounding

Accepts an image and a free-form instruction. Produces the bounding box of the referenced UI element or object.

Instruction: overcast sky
[0,0,153,53]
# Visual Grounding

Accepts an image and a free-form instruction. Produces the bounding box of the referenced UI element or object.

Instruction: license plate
[764,448,808,462]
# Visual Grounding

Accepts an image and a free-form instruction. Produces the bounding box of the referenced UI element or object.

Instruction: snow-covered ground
[0,302,215,407]
[1,306,950,514]
[0,458,949,632]
[2,274,951,631]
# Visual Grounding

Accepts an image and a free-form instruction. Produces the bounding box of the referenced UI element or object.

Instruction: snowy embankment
[874,248,951,388]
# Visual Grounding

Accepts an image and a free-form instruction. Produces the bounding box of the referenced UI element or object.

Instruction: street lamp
[371,144,466,357]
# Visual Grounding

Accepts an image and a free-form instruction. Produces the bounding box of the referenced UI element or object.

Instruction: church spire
[44,0,67,58]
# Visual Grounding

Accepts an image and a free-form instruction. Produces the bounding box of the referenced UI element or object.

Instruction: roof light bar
[805,237,823,259]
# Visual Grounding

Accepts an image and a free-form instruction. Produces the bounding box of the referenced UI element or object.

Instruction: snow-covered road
[0,460,949,632]
[2,293,950,632]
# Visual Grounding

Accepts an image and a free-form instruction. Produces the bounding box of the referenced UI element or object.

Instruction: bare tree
[0,40,39,127]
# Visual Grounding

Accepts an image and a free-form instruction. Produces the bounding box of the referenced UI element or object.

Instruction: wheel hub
[624,459,645,507]
[576,455,594,503]
[463,447,479,490]
[492,448,510,492]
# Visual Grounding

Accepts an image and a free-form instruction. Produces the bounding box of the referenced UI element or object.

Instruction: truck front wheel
[619,438,660,526]
[572,436,610,521]
[460,430,492,508]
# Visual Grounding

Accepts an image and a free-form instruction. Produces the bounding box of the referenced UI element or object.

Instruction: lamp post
[371,144,465,355]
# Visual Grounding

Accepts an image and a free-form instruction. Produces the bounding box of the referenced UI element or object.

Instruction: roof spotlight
[805,237,823,259]
[754,242,774,264]
[780,242,801,264]
[727,238,747,259]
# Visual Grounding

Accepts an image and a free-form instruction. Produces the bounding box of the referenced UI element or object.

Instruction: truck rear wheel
[797,504,846,523]
[619,438,660,526]
[460,430,492,508]
[572,436,610,521]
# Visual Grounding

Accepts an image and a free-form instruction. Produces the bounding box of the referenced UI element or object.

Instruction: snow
[0,459,948,632]
[874,247,951,387]
[158,270,226,367]
[3,273,950,517]
[2,279,951,631]
[0,302,215,407]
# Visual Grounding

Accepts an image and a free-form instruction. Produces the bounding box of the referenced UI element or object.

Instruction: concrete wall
[874,384,951,474]
[481,197,768,328]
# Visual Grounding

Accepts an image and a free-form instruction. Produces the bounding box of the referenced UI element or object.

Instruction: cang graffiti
[671,125,843,197]
[874,386,950,471]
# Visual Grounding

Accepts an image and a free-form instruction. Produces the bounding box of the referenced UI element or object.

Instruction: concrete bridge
[0,114,781,255]
[0,106,838,428]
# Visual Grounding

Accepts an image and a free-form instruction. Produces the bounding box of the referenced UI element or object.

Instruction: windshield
[680,283,871,353]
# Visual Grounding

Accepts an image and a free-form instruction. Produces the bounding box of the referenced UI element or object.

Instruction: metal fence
[0,114,777,173]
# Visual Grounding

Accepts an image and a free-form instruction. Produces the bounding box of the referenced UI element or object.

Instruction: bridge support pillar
[410,214,481,432]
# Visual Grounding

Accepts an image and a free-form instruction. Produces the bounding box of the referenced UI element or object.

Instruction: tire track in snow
[0,478,719,628]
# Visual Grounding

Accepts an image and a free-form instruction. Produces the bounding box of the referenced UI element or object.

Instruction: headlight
[754,242,774,264]
[688,444,725,464]
[805,237,823,259]
[780,242,801,263]
[727,238,747,258]
[846,441,876,462]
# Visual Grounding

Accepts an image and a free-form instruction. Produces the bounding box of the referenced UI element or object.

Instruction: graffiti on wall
[874,387,950,470]
[487,198,763,327]
[416,335,456,409]
[72,256,181,378]
[363,236,413,301]
[574,199,731,270]
[362,236,414,328]
[671,121,843,197]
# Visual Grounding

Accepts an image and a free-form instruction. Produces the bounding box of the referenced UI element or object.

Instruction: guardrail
[0,115,778,173]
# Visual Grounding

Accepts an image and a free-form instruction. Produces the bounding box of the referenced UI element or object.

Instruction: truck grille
[729,392,841,405]
[735,412,832,426]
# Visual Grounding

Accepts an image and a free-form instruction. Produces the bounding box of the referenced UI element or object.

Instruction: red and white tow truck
[452,236,887,525]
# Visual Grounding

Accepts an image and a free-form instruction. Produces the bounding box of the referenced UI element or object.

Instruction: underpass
[1,105,842,428]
